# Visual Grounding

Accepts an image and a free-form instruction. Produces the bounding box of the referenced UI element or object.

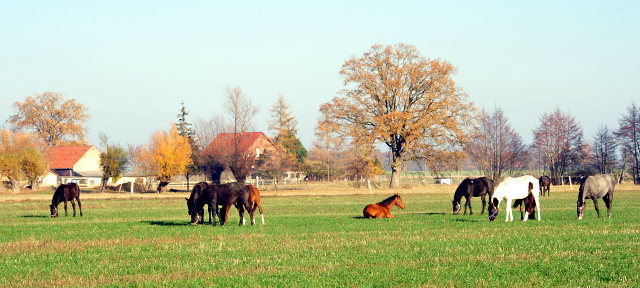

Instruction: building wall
[73,146,102,171]
[41,172,58,186]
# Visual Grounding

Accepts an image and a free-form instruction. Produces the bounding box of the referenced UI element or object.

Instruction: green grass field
[1,188,638,287]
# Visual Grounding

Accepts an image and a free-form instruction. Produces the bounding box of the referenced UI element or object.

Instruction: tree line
[2,43,639,192]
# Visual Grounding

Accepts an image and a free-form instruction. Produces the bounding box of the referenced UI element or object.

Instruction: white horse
[489,176,541,222]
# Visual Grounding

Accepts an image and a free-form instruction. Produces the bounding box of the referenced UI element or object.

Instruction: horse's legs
[603,193,612,219]
[465,196,473,215]
[246,201,254,226]
[241,193,255,226]
[211,201,218,227]
[71,199,76,217]
[593,198,601,218]
[254,202,264,224]
[77,197,82,217]
[223,205,233,226]
[208,204,212,224]
[534,195,541,221]
[234,202,246,225]
[64,200,68,217]
[480,195,486,215]
[505,199,512,222]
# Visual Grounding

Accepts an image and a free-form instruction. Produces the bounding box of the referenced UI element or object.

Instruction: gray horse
[577,175,615,220]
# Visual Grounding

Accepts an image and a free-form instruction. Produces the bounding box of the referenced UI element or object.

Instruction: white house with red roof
[42,145,104,187]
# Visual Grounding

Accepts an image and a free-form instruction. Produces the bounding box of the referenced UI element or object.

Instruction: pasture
[0,184,639,287]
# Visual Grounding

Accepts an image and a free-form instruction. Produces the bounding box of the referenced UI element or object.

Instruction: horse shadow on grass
[351,212,446,219]
[453,218,483,222]
[142,220,190,226]
[21,215,49,218]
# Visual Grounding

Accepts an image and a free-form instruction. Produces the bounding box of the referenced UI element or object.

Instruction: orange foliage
[138,124,193,182]
[0,130,48,192]
[320,43,474,187]
[8,91,91,146]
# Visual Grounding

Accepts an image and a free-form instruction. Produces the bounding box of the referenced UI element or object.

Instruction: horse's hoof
[190,223,198,226]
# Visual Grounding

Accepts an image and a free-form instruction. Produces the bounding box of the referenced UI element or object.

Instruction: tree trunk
[389,158,402,188]
[9,178,20,193]
[99,175,109,193]
[31,178,40,191]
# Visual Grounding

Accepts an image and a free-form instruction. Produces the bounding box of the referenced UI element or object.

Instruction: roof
[46,146,93,169]
[203,132,274,155]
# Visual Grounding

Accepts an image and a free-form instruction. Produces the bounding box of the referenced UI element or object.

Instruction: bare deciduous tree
[615,101,640,184]
[532,108,584,184]
[591,125,617,174]
[465,106,528,182]
[200,87,261,182]
[224,86,259,134]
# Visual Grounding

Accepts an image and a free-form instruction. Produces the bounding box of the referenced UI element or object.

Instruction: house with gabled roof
[42,145,104,187]
[202,132,277,183]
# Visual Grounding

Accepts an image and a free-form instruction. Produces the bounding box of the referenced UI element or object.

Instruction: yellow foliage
[320,43,475,187]
[138,124,193,182]
[8,91,91,146]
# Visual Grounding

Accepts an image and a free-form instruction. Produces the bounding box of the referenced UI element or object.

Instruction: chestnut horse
[220,184,265,225]
[50,183,82,217]
[512,192,536,220]
[363,194,405,218]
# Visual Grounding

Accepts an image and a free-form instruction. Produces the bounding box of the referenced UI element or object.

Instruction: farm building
[43,145,104,187]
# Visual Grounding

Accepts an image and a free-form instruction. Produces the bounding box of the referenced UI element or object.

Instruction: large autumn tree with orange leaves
[7,91,91,146]
[320,43,474,188]
[137,124,192,192]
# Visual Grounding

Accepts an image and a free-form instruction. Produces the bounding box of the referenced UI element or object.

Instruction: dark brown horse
[186,182,214,224]
[363,194,405,218]
[577,174,615,220]
[220,184,265,225]
[191,182,254,226]
[452,177,494,215]
[50,183,82,217]
[539,176,551,196]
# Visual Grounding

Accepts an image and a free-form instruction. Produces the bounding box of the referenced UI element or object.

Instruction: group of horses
[48,174,616,224]
[47,181,266,228]
[450,174,615,222]
[185,181,264,226]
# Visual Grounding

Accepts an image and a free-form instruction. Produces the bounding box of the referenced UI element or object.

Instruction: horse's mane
[379,195,398,206]
[493,177,511,199]
[453,179,469,202]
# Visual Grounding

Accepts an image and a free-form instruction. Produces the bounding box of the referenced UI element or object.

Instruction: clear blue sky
[1,1,638,150]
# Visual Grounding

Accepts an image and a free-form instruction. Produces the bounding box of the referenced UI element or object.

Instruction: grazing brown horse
[50,183,82,217]
[220,184,265,225]
[186,182,214,224]
[512,190,536,220]
[191,182,254,227]
[363,194,405,219]
[539,176,551,196]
